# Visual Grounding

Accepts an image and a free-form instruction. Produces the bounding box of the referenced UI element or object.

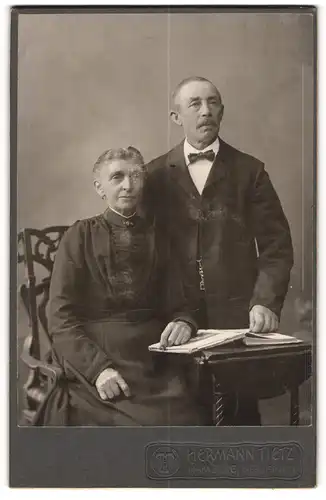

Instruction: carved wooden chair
[17,226,69,425]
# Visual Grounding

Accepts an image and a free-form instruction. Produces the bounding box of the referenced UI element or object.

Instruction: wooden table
[193,341,312,426]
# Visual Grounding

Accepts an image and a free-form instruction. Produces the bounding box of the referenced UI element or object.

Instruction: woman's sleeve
[166,261,198,335]
[47,222,114,384]
[158,234,198,335]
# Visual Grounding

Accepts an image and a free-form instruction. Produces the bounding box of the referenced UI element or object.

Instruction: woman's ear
[170,109,182,127]
[93,180,105,199]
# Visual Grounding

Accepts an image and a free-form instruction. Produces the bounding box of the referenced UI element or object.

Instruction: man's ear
[219,104,225,122]
[93,179,104,198]
[170,109,182,127]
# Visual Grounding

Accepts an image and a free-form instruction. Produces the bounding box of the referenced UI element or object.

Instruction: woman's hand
[159,321,192,348]
[95,368,131,400]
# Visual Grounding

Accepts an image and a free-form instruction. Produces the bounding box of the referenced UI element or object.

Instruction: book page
[245,332,300,341]
[148,329,248,353]
[198,328,250,335]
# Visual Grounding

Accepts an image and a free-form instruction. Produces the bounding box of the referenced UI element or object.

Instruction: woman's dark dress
[46,208,205,426]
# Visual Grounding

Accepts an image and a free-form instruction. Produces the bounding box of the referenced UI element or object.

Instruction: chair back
[17,225,69,424]
[18,226,69,353]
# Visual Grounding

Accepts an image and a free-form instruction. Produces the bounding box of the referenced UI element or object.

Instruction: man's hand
[160,321,192,348]
[95,368,131,400]
[249,305,279,333]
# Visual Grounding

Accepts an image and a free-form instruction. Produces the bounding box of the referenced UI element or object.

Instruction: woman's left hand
[160,321,192,348]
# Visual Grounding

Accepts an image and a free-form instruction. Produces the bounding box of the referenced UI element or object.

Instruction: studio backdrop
[17,12,315,331]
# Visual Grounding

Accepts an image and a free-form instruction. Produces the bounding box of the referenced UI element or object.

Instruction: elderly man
[145,76,294,425]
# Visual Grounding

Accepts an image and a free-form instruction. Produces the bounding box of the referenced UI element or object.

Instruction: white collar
[184,136,220,164]
[108,205,136,219]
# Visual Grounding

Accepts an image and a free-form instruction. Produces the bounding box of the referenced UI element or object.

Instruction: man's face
[171,81,224,149]
[95,159,145,215]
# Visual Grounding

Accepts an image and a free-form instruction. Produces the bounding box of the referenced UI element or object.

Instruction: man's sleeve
[47,223,114,384]
[249,165,294,318]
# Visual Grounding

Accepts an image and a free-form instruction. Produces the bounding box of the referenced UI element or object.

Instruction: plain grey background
[16,11,315,423]
[17,12,314,312]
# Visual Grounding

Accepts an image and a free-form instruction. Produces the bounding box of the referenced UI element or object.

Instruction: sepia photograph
[11,5,316,487]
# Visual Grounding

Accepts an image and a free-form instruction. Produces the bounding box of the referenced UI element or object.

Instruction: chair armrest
[21,336,63,381]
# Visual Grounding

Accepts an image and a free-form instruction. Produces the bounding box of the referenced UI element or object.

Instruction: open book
[148,329,302,354]
[243,331,302,346]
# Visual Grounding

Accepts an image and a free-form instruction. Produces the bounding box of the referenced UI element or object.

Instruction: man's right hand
[249,305,279,333]
[95,368,131,400]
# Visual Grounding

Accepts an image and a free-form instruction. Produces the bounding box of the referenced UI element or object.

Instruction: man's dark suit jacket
[145,138,294,329]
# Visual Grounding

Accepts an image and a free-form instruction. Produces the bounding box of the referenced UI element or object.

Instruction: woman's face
[95,159,145,215]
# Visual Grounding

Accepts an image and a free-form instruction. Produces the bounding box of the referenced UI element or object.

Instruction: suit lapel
[166,141,201,199]
[204,139,238,215]
[165,139,233,202]
[204,139,229,190]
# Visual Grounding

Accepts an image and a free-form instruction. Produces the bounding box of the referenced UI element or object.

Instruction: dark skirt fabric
[43,317,205,426]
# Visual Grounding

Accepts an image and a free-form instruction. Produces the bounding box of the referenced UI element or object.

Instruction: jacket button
[198,210,207,221]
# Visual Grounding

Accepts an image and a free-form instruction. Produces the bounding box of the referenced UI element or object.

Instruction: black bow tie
[188,150,215,164]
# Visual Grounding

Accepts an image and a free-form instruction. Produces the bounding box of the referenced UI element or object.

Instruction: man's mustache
[197,119,217,128]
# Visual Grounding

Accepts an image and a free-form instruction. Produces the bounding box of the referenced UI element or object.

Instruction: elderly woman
[45,146,205,426]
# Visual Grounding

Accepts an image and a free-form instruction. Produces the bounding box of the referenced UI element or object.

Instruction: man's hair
[172,76,221,107]
[93,146,145,179]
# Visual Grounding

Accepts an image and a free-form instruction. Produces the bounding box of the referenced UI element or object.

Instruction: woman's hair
[93,146,145,179]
